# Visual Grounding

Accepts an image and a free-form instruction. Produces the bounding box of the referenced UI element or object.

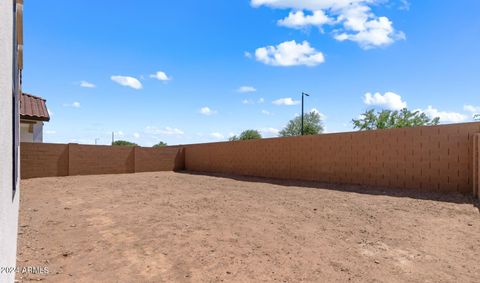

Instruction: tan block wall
[68,144,135,176]
[21,143,185,178]
[134,146,185,172]
[185,123,480,195]
[21,143,68,179]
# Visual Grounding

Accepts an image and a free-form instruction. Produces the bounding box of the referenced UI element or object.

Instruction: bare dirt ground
[17,172,480,282]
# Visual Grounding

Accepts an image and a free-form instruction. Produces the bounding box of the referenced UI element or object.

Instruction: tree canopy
[352,108,440,131]
[153,141,168,147]
[229,129,262,141]
[112,140,138,147]
[279,111,324,137]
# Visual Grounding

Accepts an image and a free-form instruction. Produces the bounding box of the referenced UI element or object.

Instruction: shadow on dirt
[180,170,480,212]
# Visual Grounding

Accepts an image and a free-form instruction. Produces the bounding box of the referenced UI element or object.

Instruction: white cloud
[45,130,56,135]
[258,98,265,103]
[278,10,332,29]
[464,105,480,114]
[255,40,325,67]
[63,102,81,108]
[363,92,407,110]
[260,127,280,137]
[273,97,300,106]
[133,132,140,139]
[334,16,405,49]
[111,75,142,90]
[199,107,217,116]
[150,71,171,81]
[145,126,184,136]
[237,86,257,93]
[244,51,253,58]
[422,106,467,123]
[80,81,96,88]
[261,110,272,115]
[251,0,405,49]
[310,108,327,119]
[210,132,224,139]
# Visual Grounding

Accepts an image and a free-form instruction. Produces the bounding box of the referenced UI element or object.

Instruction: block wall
[20,143,68,179]
[185,123,480,195]
[68,144,135,176]
[20,143,184,178]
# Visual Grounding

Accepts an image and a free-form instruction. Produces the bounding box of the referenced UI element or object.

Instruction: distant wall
[20,122,480,197]
[185,123,480,195]
[20,143,184,179]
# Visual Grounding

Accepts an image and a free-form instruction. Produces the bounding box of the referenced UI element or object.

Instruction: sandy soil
[16,172,480,282]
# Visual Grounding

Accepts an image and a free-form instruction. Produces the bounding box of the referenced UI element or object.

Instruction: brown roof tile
[20,93,50,121]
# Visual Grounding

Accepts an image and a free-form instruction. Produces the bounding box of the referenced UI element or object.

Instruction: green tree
[352,108,440,131]
[279,111,324,137]
[153,141,168,147]
[229,129,262,141]
[112,140,138,147]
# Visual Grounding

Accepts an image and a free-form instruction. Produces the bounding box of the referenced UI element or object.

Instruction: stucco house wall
[20,121,43,143]
[0,0,20,282]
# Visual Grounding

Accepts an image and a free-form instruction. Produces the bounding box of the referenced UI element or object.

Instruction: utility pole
[301,92,310,135]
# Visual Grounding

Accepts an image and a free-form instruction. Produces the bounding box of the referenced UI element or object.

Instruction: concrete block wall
[20,143,185,179]
[21,143,68,178]
[185,122,480,195]
[69,144,135,176]
[134,146,185,172]
[20,122,480,197]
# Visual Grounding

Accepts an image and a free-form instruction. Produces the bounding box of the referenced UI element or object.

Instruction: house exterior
[1,0,22,282]
[20,92,50,143]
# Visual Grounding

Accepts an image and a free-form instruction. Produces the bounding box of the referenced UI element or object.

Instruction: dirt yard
[16,172,480,282]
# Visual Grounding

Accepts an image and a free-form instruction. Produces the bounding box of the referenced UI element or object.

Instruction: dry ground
[16,172,480,282]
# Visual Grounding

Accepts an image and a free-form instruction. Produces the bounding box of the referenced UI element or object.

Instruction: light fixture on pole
[301,92,310,136]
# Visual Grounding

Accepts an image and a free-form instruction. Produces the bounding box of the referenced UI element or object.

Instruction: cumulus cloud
[199,107,217,116]
[278,10,332,29]
[464,105,480,114]
[210,132,224,139]
[272,97,300,106]
[111,75,142,90]
[260,127,280,137]
[145,126,184,135]
[80,81,95,88]
[310,108,327,120]
[422,106,467,123]
[363,92,407,111]
[255,40,325,67]
[150,71,171,81]
[237,86,257,93]
[251,0,405,49]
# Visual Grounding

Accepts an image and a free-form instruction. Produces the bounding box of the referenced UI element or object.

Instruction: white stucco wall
[0,0,20,282]
[20,121,43,143]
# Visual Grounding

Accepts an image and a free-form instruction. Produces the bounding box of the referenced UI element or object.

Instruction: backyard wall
[21,122,480,197]
[20,143,185,179]
[185,122,480,196]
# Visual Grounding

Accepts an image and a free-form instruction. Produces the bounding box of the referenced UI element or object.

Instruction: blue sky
[23,0,480,146]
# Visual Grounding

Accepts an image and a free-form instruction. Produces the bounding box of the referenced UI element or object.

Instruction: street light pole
[301,92,310,135]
